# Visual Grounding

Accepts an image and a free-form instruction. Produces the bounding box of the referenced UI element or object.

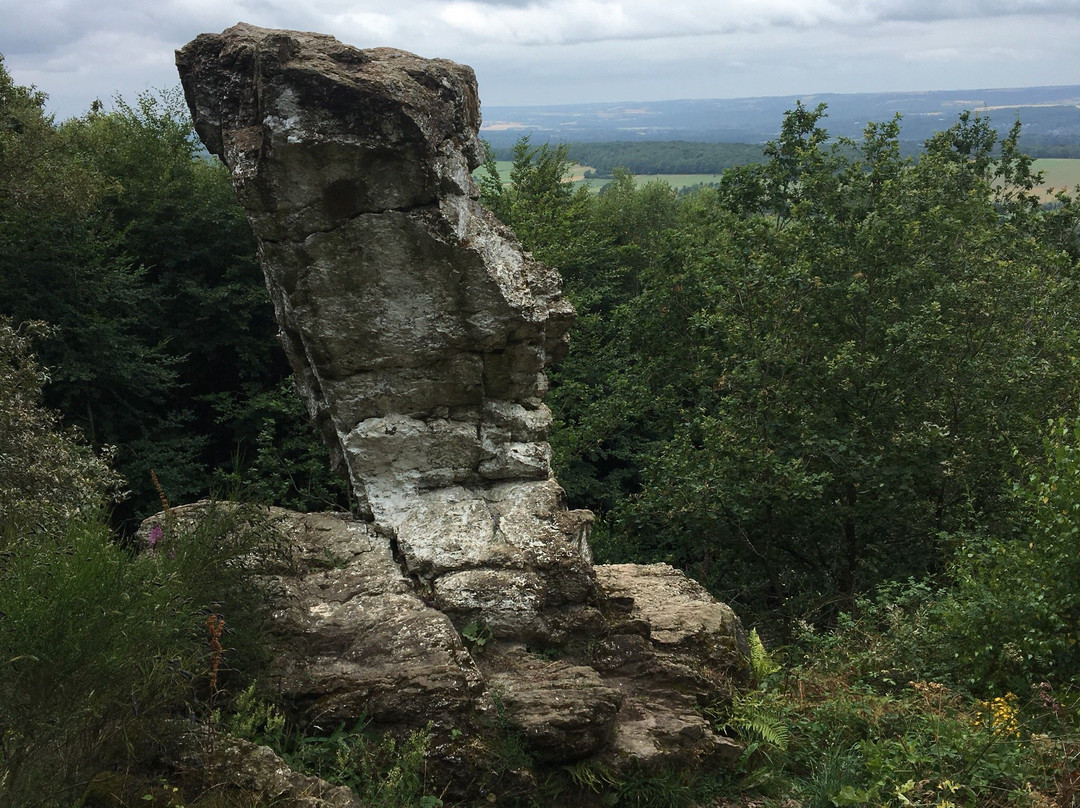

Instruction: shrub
[0,502,287,807]
[0,517,197,805]
[225,686,442,808]
[935,418,1080,694]
[0,317,122,539]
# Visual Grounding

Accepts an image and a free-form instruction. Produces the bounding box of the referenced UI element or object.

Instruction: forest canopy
[0,55,348,525]
[480,107,1080,632]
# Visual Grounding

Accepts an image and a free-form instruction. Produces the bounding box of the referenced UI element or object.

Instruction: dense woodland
[6,51,1080,806]
[490,141,768,177]
[489,137,1080,178]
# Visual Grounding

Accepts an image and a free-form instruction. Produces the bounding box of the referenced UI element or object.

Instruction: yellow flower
[975,692,1020,738]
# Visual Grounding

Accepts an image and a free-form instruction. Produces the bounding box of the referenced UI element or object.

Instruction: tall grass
[0,503,286,807]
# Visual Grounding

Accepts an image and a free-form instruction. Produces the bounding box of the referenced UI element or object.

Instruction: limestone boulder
[177,731,363,808]
[595,563,752,684]
[484,654,623,763]
[141,503,750,801]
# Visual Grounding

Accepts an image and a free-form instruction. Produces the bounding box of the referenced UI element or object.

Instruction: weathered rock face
[176,23,592,638]
[174,24,752,801]
[143,503,747,800]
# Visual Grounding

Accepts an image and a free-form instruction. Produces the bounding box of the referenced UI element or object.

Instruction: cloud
[422,0,1080,48]
[432,0,851,47]
[2,0,1079,120]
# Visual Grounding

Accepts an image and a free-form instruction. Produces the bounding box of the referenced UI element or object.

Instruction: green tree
[0,59,186,518]
[0,317,122,537]
[0,63,347,521]
[58,90,284,512]
[613,105,1080,623]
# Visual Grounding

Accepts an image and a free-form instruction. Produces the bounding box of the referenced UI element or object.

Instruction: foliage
[0,67,194,518]
[574,141,765,177]
[930,417,1080,694]
[486,140,766,177]
[0,336,285,805]
[225,687,441,808]
[719,688,790,767]
[479,137,595,268]
[0,501,284,807]
[488,106,1080,628]
[749,628,781,683]
[207,380,349,513]
[0,317,123,536]
[708,624,1080,808]
[290,723,441,807]
[460,620,493,650]
[0,61,347,523]
[612,767,695,808]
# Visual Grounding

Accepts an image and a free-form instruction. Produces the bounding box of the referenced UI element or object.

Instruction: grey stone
[178,730,364,808]
[486,654,623,763]
[177,24,591,635]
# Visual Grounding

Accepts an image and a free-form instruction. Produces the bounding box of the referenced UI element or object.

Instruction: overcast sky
[3,0,1080,122]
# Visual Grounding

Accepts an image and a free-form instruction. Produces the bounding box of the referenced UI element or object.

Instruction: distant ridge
[480,85,1080,148]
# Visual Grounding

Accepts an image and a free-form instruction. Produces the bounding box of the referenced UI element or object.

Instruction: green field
[482,158,1080,196]
[577,173,725,191]
[482,160,723,191]
[1033,158,1080,195]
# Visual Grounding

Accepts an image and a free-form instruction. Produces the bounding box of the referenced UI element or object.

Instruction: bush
[0,502,286,807]
[930,418,1080,694]
[0,517,196,805]
[714,622,1080,808]
[0,317,122,538]
[225,685,442,808]
[0,320,287,804]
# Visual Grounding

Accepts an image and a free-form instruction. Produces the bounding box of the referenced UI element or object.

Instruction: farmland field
[481,158,1080,196]
[1033,158,1080,195]
[576,173,725,191]
[481,160,722,191]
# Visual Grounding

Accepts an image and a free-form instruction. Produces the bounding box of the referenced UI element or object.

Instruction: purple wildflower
[148,523,163,550]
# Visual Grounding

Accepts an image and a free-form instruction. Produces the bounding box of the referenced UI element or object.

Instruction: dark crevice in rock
[256,199,445,247]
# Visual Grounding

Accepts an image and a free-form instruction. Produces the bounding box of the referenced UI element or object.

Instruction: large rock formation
[148,502,747,800]
[177,23,593,641]
[174,24,750,799]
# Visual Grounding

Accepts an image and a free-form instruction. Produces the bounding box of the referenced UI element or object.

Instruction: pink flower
[148,523,163,550]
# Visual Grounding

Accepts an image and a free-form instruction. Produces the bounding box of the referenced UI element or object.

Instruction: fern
[561,759,618,793]
[749,628,780,682]
[723,692,789,753]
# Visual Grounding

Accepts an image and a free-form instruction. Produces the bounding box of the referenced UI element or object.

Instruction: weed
[614,766,694,808]
[224,686,441,807]
[286,722,442,807]
[461,621,493,650]
[0,501,284,807]
[560,758,619,794]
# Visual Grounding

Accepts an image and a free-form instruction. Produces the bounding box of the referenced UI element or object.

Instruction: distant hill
[480,85,1080,152]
